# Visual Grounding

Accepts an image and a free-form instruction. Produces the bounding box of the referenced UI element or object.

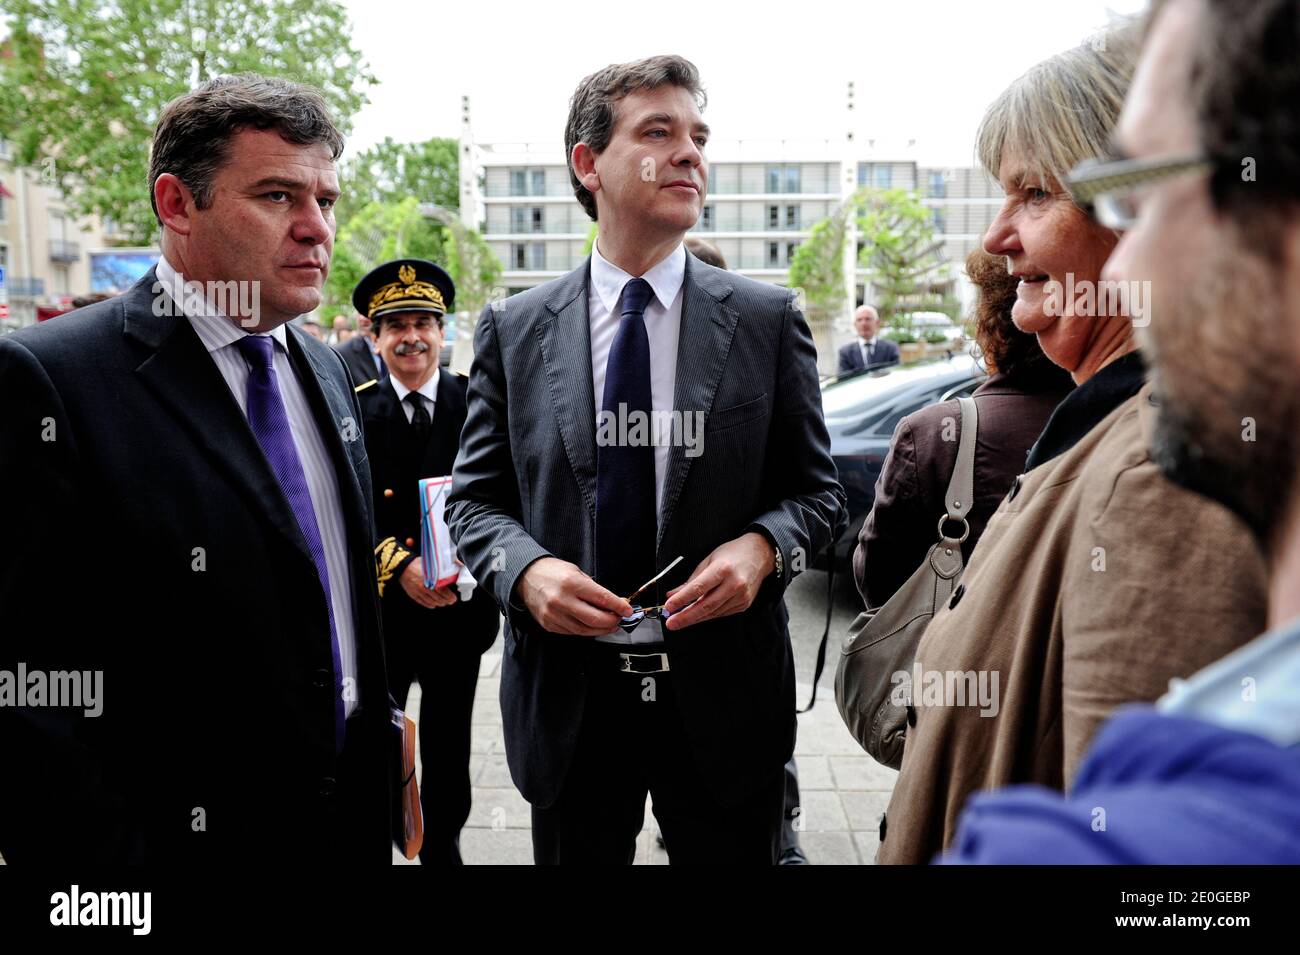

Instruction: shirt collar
[156,255,288,354]
[1025,350,1147,470]
[590,239,686,314]
[390,367,439,406]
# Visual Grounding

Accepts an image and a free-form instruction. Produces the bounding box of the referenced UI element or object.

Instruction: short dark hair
[685,237,727,269]
[564,55,706,221]
[149,74,345,225]
[1169,0,1300,248]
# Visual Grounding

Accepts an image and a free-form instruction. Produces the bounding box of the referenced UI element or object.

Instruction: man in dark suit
[0,75,391,864]
[446,55,844,864]
[837,304,900,375]
[335,313,387,386]
[352,259,500,865]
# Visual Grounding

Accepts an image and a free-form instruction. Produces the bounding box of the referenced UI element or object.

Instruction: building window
[510,171,527,196]
[928,170,947,198]
[874,165,892,188]
[512,207,527,233]
[767,241,780,266]
[786,241,800,264]
[766,165,801,194]
[512,243,526,268]
[768,205,779,229]
[786,205,799,229]
[931,210,946,233]
[532,207,543,233]
[857,164,868,186]
[701,205,713,230]
[0,192,6,224]
[531,170,545,196]
[708,165,717,194]
[529,243,545,270]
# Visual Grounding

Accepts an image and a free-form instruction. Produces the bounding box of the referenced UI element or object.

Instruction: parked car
[815,354,986,570]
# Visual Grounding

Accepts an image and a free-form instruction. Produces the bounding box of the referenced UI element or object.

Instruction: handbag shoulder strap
[939,395,979,537]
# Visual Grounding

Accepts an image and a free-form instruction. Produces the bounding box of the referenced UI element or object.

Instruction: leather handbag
[834,396,979,769]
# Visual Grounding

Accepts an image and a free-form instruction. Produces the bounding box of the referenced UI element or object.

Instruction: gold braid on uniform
[375,536,412,598]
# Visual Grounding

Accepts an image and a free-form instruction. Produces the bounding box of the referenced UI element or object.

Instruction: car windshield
[821,355,980,421]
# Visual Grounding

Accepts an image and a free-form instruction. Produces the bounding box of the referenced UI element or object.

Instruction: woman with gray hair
[873,22,1267,864]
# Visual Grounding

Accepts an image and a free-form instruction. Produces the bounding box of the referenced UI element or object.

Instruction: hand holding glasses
[617,556,685,633]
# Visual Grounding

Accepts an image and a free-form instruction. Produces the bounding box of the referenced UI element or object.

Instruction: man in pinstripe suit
[447,55,844,863]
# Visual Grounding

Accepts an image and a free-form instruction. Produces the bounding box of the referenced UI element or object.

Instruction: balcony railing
[7,277,47,297]
[49,239,81,263]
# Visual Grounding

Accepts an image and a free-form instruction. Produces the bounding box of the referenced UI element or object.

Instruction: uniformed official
[353,259,500,865]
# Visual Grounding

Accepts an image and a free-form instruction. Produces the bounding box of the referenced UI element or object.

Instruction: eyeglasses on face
[1064,153,1216,229]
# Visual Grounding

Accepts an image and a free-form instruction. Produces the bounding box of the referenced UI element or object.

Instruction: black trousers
[531,643,786,865]
[388,626,485,866]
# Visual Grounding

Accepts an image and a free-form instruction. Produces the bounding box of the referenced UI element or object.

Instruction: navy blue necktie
[596,278,657,598]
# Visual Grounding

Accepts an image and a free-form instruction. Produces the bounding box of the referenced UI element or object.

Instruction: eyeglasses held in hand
[616,555,684,633]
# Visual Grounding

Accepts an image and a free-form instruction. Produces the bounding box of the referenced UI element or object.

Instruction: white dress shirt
[155,256,359,717]
[588,239,685,644]
[389,368,439,424]
[860,336,879,367]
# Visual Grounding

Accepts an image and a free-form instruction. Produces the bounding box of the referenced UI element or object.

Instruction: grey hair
[976,20,1141,194]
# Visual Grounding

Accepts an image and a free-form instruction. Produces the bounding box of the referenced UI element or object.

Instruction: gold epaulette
[375,536,411,597]
[355,378,379,393]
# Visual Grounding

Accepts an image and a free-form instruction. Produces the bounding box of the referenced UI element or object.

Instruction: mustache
[394,341,430,356]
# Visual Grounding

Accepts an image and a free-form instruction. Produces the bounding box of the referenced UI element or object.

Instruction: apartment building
[473,140,1003,306]
[0,137,148,330]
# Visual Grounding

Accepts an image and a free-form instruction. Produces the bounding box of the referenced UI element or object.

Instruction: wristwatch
[772,541,784,578]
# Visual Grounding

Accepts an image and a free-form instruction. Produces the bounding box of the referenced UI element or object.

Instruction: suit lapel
[424,372,463,477]
[127,271,317,572]
[536,260,599,520]
[657,253,739,550]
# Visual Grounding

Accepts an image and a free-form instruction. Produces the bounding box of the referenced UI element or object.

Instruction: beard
[1145,233,1300,547]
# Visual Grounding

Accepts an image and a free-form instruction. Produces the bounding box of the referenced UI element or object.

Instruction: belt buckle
[619,651,670,674]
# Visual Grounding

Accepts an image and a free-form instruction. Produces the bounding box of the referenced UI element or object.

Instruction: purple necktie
[235,335,345,752]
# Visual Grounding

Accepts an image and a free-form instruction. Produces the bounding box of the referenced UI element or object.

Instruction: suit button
[906,703,917,727]
[879,812,888,842]
[949,583,965,609]
[405,538,415,548]
[312,668,332,690]
[1008,475,1022,501]
[319,776,337,798]
[384,488,394,498]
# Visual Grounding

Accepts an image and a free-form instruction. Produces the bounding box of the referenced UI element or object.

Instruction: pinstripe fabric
[155,257,358,716]
[447,248,846,807]
[449,248,844,640]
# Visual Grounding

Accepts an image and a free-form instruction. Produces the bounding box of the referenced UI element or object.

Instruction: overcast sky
[341,0,1147,167]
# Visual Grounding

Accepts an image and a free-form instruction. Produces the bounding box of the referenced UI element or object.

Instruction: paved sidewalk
[397,638,896,865]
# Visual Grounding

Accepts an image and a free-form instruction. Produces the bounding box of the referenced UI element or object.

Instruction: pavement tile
[840,790,892,832]
[830,755,898,791]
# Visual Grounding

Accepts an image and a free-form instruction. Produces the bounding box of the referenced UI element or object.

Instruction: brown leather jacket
[854,360,1072,609]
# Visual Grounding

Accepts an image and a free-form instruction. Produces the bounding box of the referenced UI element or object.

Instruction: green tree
[857,188,954,336]
[336,137,460,225]
[0,0,375,244]
[789,187,956,335]
[322,198,502,325]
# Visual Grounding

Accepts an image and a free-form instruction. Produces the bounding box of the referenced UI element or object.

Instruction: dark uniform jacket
[359,373,499,656]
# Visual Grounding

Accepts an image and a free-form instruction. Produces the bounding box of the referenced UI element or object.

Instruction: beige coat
[876,383,1267,864]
